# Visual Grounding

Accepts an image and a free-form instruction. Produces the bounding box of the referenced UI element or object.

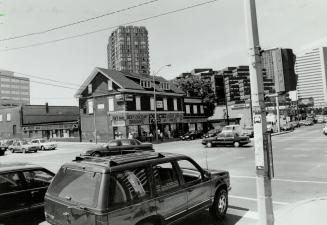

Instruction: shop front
[183,117,208,133]
[110,112,184,142]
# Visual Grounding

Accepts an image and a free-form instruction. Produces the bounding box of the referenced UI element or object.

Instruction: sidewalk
[275,197,327,225]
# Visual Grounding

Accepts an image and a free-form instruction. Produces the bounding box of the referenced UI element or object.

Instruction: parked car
[281,123,294,131]
[290,121,300,128]
[304,119,314,126]
[242,126,254,138]
[299,120,307,126]
[82,138,154,157]
[0,163,54,224]
[0,140,8,156]
[323,123,327,135]
[31,139,57,150]
[8,140,39,153]
[202,131,251,148]
[180,130,203,140]
[42,152,231,225]
[202,128,222,138]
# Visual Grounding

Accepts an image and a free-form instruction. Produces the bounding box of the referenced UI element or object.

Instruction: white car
[31,139,57,150]
[323,124,327,135]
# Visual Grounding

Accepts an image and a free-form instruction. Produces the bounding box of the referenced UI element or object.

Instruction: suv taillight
[95,215,109,225]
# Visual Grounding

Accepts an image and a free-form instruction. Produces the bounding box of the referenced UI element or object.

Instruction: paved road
[1,124,326,225]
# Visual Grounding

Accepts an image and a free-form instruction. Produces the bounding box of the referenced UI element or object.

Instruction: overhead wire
[0,0,160,42]
[0,0,219,52]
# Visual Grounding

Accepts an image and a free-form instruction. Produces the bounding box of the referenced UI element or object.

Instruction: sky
[1,0,327,106]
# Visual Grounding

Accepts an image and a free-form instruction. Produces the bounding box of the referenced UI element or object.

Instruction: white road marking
[229,195,289,205]
[231,175,327,185]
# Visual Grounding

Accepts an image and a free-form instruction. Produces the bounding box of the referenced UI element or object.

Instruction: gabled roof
[75,67,185,97]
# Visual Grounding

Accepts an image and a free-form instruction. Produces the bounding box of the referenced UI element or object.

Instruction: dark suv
[42,152,231,225]
[0,163,54,224]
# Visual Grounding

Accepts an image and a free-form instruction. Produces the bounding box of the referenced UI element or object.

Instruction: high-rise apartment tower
[107,26,150,75]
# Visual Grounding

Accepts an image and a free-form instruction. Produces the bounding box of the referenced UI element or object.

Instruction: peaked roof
[75,67,185,97]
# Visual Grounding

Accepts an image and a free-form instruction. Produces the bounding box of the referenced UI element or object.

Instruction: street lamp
[152,64,171,143]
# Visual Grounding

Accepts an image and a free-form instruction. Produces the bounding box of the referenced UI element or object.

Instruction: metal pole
[93,96,97,144]
[244,1,274,225]
[276,95,280,133]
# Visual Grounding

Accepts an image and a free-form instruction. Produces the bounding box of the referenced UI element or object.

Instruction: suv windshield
[47,167,102,207]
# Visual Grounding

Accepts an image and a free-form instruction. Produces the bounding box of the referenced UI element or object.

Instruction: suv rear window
[47,168,102,207]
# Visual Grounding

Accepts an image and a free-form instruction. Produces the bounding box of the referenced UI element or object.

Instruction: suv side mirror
[203,170,212,180]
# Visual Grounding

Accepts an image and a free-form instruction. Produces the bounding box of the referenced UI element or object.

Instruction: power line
[0,0,219,52]
[0,0,160,42]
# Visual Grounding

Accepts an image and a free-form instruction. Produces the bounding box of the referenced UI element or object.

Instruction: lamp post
[153,64,171,143]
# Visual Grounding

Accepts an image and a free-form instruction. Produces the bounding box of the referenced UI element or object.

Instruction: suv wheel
[233,142,240,147]
[210,188,228,219]
[92,152,101,157]
[206,142,212,148]
[41,146,45,151]
[22,148,26,154]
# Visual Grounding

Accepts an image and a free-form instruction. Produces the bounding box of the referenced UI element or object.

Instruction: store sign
[149,113,183,123]
[22,123,77,131]
[156,101,163,108]
[126,114,148,126]
[112,120,126,127]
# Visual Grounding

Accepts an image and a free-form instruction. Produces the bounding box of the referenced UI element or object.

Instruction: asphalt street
[1,124,326,225]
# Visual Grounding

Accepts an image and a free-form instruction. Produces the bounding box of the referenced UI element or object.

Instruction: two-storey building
[75,68,186,142]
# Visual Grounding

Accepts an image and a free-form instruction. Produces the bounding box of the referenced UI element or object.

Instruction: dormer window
[159,82,170,90]
[140,80,151,88]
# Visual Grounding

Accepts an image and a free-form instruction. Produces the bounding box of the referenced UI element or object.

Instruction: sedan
[0,141,8,156]
[202,131,250,148]
[243,127,254,138]
[180,130,203,140]
[281,123,294,131]
[9,140,38,153]
[30,139,57,150]
[82,138,154,157]
[202,128,222,139]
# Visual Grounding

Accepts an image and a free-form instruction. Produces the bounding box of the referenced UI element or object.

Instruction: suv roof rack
[74,152,166,167]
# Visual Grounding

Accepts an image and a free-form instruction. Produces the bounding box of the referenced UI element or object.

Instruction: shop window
[193,105,198,114]
[163,98,168,111]
[200,105,204,114]
[88,84,92,94]
[173,98,178,111]
[136,96,141,110]
[6,113,11,121]
[88,100,94,114]
[150,97,154,110]
[185,105,190,114]
[108,79,113,91]
[108,97,114,112]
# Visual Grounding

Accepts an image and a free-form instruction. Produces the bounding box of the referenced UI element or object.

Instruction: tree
[173,76,216,117]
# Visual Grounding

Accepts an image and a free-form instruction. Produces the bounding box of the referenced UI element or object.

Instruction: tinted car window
[48,168,102,207]
[108,140,120,147]
[23,170,53,188]
[108,166,151,210]
[0,172,24,193]
[177,160,202,184]
[153,162,179,193]
[225,132,234,137]
[121,140,131,146]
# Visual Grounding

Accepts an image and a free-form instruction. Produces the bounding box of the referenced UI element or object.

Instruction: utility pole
[93,95,97,144]
[275,94,281,133]
[244,1,274,225]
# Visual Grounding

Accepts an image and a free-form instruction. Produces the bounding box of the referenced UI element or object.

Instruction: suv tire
[210,188,228,219]
[233,142,240,147]
[206,142,212,148]
[92,152,101,157]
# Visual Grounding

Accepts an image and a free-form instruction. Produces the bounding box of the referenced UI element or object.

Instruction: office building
[0,70,30,106]
[295,47,327,108]
[261,48,297,93]
[107,26,150,75]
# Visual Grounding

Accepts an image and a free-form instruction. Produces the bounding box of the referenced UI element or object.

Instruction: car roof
[0,162,45,173]
[65,152,189,173]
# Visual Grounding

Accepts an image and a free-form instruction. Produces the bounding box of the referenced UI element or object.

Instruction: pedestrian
[128,132,133,139]
[160,132,164,142]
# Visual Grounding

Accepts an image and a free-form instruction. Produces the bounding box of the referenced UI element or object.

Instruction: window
[108,79,113,91]
[153,162,179,193]
[121,139,132,146]
[0,172,24,193]
[186,105,190,114]
[150,97,154,110]
[173,98,178,111]
[87,100,94,114]
[136,96,141,110]
[23,170,54,188]
[193,105,198,114]
[163,98,168,111]
[88,84,92,94]
[108,97,114,112]
[6,113,11,121]
[108,167,151,210]
[177,160,202,185]
[0,114,2,122]
[200,105,204,114]
[97,104,105,110]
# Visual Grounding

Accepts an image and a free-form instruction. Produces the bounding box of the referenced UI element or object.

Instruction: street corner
[275,197,327,225]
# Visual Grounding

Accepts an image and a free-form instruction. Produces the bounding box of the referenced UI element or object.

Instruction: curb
[271,130,293,136]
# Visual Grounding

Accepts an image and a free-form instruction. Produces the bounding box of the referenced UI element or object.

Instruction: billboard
[298,97,314,107]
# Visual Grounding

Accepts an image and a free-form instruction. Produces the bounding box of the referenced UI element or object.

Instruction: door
[176,159,211,214]
[152,161,188,223]
[224,132,235,144]
[214,133,225,145]
[22,169,54,209]
[0,171,30,218]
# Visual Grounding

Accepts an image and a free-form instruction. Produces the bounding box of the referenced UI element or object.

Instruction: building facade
[0,70,30,107]
[295,47,327,108]
[0,105,80,140]
[107,26,150,75]
[76,68,209,142]
[261,48,297,93]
